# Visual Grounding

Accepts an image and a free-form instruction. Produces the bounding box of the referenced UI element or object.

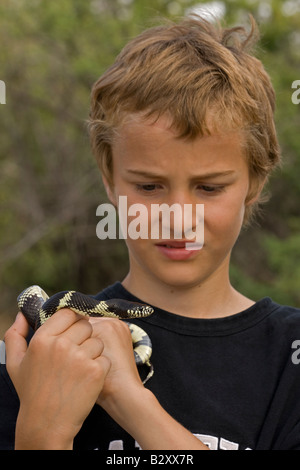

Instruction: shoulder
[266,300,300,328]
[260,299,300,355]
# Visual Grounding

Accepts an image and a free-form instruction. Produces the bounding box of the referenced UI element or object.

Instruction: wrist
[15,406,74,450]
[99,383,154,430]
[100,385,168,447]
[99,387,208,450]
[99,380,149,414]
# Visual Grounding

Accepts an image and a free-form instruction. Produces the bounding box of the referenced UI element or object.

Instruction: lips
[155,241,202,260]
[156,241,188,248]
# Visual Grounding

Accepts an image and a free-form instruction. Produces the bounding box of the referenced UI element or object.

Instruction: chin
[154,269,206,290]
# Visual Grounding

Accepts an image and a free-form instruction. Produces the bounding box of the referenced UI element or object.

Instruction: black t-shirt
[1,281,300,450]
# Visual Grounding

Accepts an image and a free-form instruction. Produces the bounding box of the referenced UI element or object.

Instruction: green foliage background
[0,0,300,333]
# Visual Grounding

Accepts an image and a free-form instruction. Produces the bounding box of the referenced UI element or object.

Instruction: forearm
[101,387,208,450]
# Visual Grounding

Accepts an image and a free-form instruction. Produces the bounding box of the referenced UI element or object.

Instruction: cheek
[205,195,246,242]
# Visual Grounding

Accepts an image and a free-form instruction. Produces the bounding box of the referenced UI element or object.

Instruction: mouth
[155,241,203,260]
[156,240,203,249]
[156,241,188,248]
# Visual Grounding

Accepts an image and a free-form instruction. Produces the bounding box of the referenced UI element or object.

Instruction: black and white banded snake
[17,285,154,384]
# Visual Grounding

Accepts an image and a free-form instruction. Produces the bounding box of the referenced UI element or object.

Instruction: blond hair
[88,15,281,223]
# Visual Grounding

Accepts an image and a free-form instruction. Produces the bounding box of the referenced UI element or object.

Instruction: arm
[5,310,110,450]
[91,318,208,450]
[101,386,208,450]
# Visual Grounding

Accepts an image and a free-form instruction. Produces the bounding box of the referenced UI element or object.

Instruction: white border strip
[0,340,6,365]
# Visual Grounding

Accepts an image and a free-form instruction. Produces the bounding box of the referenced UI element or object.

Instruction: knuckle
[108,318,127,331]
[52,335,72,355]
[82,318,93,333]
[73,347,87,364]
[89,356,110,380]
[77,317,93,336]
[94,336,105,351]
[95,318,117,333]
[92,318,132,343]
[56,308,79,321]
[29,330,47,352]
[85,360,100,380]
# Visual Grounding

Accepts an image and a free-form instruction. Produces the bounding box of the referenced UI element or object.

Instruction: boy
[2,14,300,450]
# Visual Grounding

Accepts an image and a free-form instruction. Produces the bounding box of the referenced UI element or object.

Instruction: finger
[90,317,131,341]
[61,316,93,345]
[5,312,30,375]
[94,354,111,378]
[38,308,90,336]
[80,337,105,360]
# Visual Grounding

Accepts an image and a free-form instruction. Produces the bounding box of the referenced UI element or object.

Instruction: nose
[169,191,200,237]
[150,190,204,242]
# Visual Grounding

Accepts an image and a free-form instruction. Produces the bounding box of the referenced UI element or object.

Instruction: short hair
[88,14,281,224]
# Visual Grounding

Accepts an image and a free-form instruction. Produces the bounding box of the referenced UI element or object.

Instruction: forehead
[112,113,246,175]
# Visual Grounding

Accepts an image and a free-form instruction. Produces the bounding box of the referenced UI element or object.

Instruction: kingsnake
[17,285,154,384]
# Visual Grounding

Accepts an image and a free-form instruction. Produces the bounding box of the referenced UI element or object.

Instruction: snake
[17,285,154,384]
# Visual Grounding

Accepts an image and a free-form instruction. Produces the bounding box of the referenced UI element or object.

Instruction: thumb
[5,312,30,379]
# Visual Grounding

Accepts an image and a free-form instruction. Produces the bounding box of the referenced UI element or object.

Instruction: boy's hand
[5,310,111,450]
[89,318,144,407]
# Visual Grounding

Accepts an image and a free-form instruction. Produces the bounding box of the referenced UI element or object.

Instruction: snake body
[17,285,154,383]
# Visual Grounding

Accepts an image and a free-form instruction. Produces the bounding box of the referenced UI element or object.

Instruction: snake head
[103,298,154,319]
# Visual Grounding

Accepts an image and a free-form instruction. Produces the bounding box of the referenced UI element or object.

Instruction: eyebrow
[126,169,236,180]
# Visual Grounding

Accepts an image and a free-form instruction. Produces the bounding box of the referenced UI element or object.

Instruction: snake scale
[17,285,154,384]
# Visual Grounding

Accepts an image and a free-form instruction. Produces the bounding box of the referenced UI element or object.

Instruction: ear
[245,176,268,207]
[102,175,117,207]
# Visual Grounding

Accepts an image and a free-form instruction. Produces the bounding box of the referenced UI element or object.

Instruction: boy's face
[106,114,252,290]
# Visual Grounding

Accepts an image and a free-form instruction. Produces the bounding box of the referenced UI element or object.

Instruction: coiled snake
[17,285,154,384]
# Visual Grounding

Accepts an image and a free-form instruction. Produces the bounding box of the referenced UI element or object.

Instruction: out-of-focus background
[0,0,300,337]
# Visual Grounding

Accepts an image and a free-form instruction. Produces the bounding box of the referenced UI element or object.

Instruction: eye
[198,185,225,193]
[201,185,215,192]
[136,184,160,192]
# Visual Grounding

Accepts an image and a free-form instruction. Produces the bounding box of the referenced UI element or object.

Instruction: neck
[122,261,254,319]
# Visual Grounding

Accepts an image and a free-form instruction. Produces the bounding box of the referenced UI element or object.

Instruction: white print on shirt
[194,434,251,450]
[96,434,252,450]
